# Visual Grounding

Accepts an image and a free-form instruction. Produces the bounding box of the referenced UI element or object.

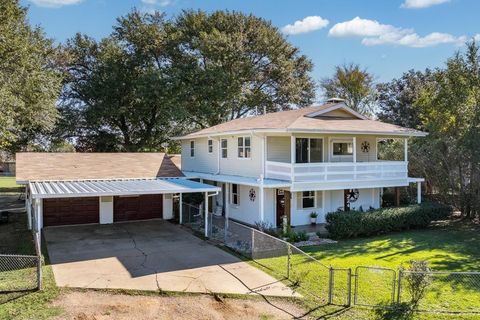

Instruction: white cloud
[329,17,466,48]
[141,0,171,7]
[401,0,450,9]
[28,0,83,8]
[474,34,480,42]
[281,16,329,35]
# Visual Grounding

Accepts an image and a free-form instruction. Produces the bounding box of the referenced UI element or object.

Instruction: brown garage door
[113,194,163,222]
[43,197,99,227]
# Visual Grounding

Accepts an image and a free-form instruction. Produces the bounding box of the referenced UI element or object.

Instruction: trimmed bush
[325,202,452,239]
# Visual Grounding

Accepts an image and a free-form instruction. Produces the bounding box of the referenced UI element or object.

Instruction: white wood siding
[181,138,218,174]
[219,135,263,178]
[267,136,290,163]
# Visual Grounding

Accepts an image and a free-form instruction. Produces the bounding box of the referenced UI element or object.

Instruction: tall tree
[60,11,179,151]
[376,69,433,129]
[0,0,61,152]
[167,10,316,128]
[319,63,374,115]
[415,41,480,219]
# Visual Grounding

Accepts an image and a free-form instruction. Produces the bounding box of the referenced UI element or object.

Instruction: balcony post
[290,135,295,181]
[353,137,357,163]
[417,182,422,204]
[404,138,408,162]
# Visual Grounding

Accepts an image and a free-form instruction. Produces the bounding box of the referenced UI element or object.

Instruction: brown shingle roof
[179,103,426,138]
[16,153,183,182]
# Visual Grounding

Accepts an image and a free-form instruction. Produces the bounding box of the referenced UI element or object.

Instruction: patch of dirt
[51,291,307,320]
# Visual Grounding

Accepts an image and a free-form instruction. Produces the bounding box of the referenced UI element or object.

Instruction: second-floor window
[333,142,353,156]
[231,183,239,205]
[208,139,213,153]
[190,141,195,157]
[221,139,228,158]
[238,137,251,158]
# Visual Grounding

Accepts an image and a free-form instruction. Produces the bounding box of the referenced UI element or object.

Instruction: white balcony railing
[265,160,408,183]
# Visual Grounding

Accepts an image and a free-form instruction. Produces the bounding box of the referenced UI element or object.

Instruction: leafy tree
[376,69,434,130]
[167,10,316,128]
[59,11,180,151]
[415,41,480,219]
[319,63,374,114]
[0,0,61,152]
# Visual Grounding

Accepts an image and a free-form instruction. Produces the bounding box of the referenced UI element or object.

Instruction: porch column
[404,138,408,162]
[204,192,209,238]
[259,178,265,222]
[394,187,400,206]
[353,137,357,163]
[417,182,422,204]
[179,193,183,224]
[225,183,230,230]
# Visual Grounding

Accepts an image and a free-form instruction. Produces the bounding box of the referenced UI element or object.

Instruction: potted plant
[310,212,318,225]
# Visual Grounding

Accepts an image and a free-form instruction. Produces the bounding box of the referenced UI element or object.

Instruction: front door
[276,189,286,227]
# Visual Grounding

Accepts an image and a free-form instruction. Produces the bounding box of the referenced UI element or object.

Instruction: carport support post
[179,193,183,224]
[204,192,209,238]
[26,191,32,230]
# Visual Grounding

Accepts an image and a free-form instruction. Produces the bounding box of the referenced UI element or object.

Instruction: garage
[114,194,163,222]
[43,197,99,227]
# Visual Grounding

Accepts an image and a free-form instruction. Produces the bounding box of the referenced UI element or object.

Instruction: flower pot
[310,217,317,225]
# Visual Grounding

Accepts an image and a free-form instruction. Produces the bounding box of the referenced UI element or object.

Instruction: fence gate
[354,266,397,307]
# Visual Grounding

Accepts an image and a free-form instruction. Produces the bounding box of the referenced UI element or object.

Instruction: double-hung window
[297,191,323,210]
[208,139,213,153]
[231,184,239,205]
[295,138,323,163]
[238,137,251,158]
[190,141,195,157]
[221,139,228,158]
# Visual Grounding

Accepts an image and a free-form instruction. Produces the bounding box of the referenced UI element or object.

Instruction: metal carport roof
[29,178,220,199]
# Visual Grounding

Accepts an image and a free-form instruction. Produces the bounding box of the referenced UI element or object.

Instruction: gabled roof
[177,102,427,139]
[16,152,183,183]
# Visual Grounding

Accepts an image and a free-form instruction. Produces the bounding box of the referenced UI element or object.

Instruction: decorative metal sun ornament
[249,188,256,201]
[361,141,370,153]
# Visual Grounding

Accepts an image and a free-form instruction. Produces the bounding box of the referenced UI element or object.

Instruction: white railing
[265,160,408,183]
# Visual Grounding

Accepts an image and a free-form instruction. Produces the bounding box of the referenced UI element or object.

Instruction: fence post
[34,232,42,290]
[286,244,291,279]
[328,267,334,304]
[397,269,402,303]
[347,268,352,306]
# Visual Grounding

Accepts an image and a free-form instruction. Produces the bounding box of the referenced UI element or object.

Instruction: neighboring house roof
[177,102,427,139]
[16,152,183,183]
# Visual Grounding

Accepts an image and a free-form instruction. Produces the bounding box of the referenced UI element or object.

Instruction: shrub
[282,229,310,243]
[325,202,452,239]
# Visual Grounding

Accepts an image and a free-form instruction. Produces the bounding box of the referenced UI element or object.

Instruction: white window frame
[221,139,228,158]
[231,183,240,205]
[330,138,354,160]
[190,140,195,158]
[297,191,323,210]
[295,137,324,163]
[207,139,213,154]
[237,136,251,159]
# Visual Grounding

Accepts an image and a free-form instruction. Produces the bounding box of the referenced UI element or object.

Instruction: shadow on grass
[0,289,37,305]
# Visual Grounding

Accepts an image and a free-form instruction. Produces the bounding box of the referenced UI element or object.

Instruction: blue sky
[22,0,480,86]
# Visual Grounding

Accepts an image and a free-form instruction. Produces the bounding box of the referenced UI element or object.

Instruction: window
[221,139,228,158]
[231,184,239,205]
[333,142,353,156]
[295,138,323,163]
[301,191,315,209]
[238,136,251,158]
[208,139,213,153]
[190,141,195,157]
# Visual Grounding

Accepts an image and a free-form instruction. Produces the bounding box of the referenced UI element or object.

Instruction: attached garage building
[16,153,219,236]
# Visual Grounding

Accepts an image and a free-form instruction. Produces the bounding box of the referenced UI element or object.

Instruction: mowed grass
[0,177,23,194]
[253,222,480,319]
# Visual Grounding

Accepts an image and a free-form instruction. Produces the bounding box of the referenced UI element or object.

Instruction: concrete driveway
[44,220,297,297]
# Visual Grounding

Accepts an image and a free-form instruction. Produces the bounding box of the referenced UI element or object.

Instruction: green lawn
[0,177,23,194]
[253,222,480,319]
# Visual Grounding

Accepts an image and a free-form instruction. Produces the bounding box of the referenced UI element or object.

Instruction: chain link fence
[180,209,479,314]
[398,270,480,313]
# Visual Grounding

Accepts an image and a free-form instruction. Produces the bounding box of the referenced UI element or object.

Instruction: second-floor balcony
[264,135,411,191]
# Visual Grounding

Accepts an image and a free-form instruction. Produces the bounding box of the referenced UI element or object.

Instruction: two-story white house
[176,100,426,228]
